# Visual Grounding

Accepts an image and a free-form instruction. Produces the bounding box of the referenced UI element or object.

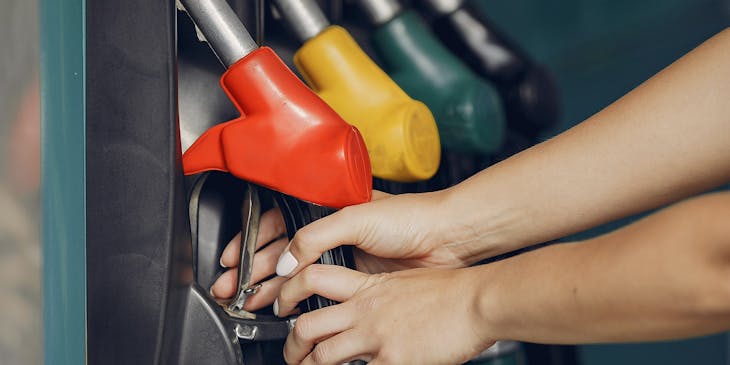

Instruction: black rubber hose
[274,193,356,312]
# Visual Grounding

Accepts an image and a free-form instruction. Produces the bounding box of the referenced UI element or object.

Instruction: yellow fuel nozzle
[293,25,441,182]
[272,0,441,182]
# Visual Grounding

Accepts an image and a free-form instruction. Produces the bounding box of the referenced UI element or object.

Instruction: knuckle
[278,281,294,304]
[301,265,326,290]
[291,313,313,342]
[292,226,314,249]
[310,342,332,364]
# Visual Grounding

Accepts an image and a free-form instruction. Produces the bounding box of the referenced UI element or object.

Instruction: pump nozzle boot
[294,26,441,181]
[183,47,372,209]
[439,81,505,153]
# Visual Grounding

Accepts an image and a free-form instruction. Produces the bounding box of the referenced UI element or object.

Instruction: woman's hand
[275,265,494,365]
[210,190,473,310]
[210,206,291,311]
[274,190,469,278]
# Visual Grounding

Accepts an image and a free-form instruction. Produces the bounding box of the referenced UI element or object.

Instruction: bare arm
[477,191,730,344]
[445,28,730,263]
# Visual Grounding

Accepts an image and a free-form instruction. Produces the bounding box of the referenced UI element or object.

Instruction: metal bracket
[220,183,261,320]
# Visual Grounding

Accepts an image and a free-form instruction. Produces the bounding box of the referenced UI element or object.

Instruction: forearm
[472,192,730,344]
[440,28,730,262]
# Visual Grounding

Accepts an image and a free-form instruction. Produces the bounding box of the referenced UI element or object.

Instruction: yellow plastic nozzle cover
[294,26,441,182]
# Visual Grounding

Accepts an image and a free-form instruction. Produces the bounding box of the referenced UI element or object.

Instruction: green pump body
[371,10,506,155]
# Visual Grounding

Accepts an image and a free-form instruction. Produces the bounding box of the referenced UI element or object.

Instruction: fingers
[296,329,373,365]
[283,305,360,365]
[219,232,241,268]
[250,237,287,283]
[210,272,286,311]
[211,237,287,299]
[275,207,364,277]
[256,207,287,249]
[274,191,398,278]
[276,265,369,317]
[280,266,380,364]
[301,330,374,365]
[210,267,238,299]
[242,276,286,312]
[221,207,286,268]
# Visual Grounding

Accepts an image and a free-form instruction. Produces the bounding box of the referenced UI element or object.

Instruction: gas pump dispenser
[49,0,540,363]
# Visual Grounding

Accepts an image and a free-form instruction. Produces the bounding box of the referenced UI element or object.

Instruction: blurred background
[0,0,42,364]
[2,0,729,364]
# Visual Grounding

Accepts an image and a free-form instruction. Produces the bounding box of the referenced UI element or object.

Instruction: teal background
[473,0,730,364]
[40,0,86,363]
[580,335,728,365]
[473,0,729,139]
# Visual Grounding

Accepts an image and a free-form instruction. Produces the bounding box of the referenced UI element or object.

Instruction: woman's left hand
[275,265,495,365]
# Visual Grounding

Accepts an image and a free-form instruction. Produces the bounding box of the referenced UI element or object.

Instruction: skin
[273,191,730,365]
[212,28,730,364]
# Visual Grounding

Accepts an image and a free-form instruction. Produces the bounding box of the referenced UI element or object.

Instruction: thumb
[275,206,365,277]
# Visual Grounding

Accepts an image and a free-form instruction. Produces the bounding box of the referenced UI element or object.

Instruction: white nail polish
[276,251,298,277]
[219,256,226,268]
[273,298,279,317]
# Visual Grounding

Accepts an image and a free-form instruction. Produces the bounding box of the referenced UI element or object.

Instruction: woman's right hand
[210,190,473,311]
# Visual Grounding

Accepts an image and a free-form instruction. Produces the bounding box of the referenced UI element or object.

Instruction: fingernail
[273,298,279,317]
[276,250,298,277]
[209,286,217,298]
[219,256,226,268]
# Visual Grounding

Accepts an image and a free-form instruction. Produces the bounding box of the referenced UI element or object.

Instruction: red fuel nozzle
[182,47,372,209]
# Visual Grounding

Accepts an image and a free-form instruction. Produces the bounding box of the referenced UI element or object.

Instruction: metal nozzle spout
[420,0,464,16]
[178,0,258,67]
[271,0,330,43]
[354,0,403,26]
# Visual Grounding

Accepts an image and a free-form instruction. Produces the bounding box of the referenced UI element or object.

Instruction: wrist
[462,264,510,342]
[436,180,527,264]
